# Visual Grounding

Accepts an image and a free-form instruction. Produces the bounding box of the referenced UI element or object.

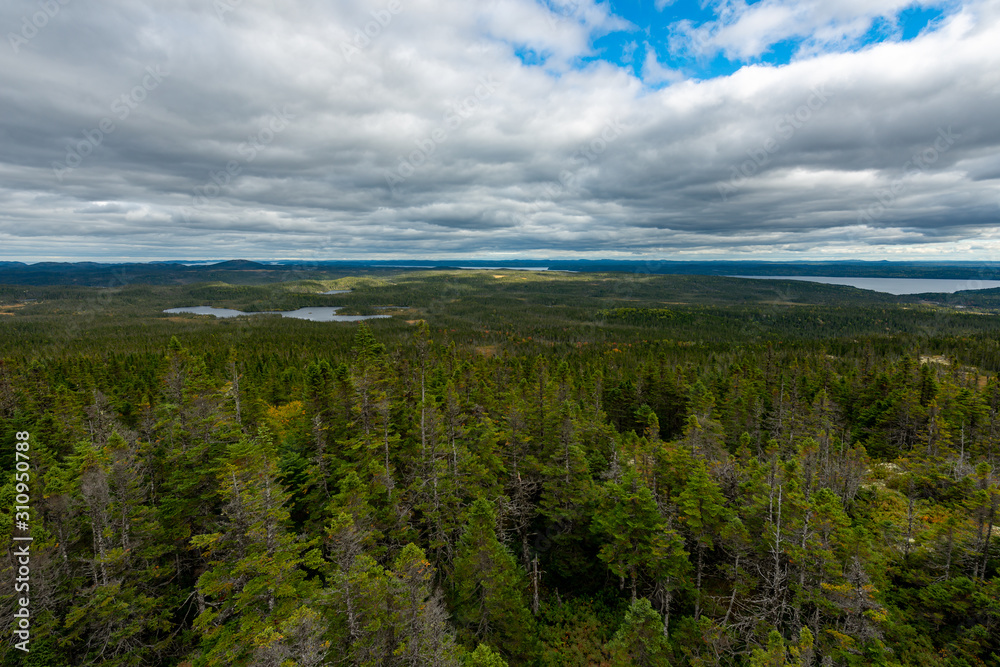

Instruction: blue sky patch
[561,0,952,83]
[899,5,947,40]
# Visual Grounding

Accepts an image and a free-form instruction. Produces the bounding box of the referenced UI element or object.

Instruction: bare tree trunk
[944,523,954,580]
[792,512,810,628]
[532,556,540,615]
[230,358,242,428]
[695,543,704,620]
[420,363,427,458]
[771,485,784,624]
[980,494,996,579]
[724,554,739,627]
[312,414,329,499]
[662,585,672,638]
[904,483,915,560]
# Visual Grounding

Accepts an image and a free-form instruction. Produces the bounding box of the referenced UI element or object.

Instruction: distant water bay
[730,276,1000,295]
[164,306,390,322]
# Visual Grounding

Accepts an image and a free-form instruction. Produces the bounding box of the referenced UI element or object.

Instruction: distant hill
[0,260,352,286]
[207,260,269,270]
[3,258,1000,286]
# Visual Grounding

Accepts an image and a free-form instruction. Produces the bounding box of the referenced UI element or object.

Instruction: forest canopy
[1,270,998,666]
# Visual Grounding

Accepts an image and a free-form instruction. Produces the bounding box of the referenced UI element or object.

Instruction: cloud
[671,0,957,61]
[0,0,997,261]
[641,45,684,85]
[620,39,638,64]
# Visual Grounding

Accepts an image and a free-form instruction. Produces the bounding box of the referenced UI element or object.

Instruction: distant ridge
[208,260,268,270]
[2,259,1000,286]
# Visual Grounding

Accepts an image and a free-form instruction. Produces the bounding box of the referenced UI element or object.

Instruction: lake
[164,306,390,322]
[730,276,1000,295]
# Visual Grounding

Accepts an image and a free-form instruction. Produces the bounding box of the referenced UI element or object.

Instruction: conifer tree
[452,498,534,661]
[391,543,462,666]
[465,643,509,667]
[606,597,671,667]
[191,430,322,665]
[676,460,731,619]
[592,470,688,602]
[62,432,172,665]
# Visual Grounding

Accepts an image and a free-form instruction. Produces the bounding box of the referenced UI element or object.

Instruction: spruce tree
[452,498,534,661]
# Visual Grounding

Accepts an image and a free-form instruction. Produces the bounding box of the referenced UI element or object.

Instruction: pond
[164,306,390,322]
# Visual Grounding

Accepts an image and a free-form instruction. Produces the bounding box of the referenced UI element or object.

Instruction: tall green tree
[452,498,534,661]
[675,460,731,619]
[592,470,688,604]
[606,597,671,667]
[190,430,322,666]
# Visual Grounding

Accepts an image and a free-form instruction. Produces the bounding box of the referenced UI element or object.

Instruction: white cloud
[673,0,955,61]
[641,45,684,85]
[0,0,997,260]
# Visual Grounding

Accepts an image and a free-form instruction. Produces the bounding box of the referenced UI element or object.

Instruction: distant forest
[1,269,998,666]
[6,258,1000,286]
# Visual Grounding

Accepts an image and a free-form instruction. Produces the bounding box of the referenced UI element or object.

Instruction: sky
[1,0,998,262]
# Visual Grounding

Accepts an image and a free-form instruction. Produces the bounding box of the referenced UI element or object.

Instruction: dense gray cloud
[0,0,998,261]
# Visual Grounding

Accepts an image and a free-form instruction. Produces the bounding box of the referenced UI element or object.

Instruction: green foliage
[190,431,322,665]
[747,628,814,667]
[535,597,615,666]
[452,499,535,661]
[2,269,1000,666]
[465,643,509,667]
[606,597,671,666]
[592,470,689,600]
[597,308,677,325]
